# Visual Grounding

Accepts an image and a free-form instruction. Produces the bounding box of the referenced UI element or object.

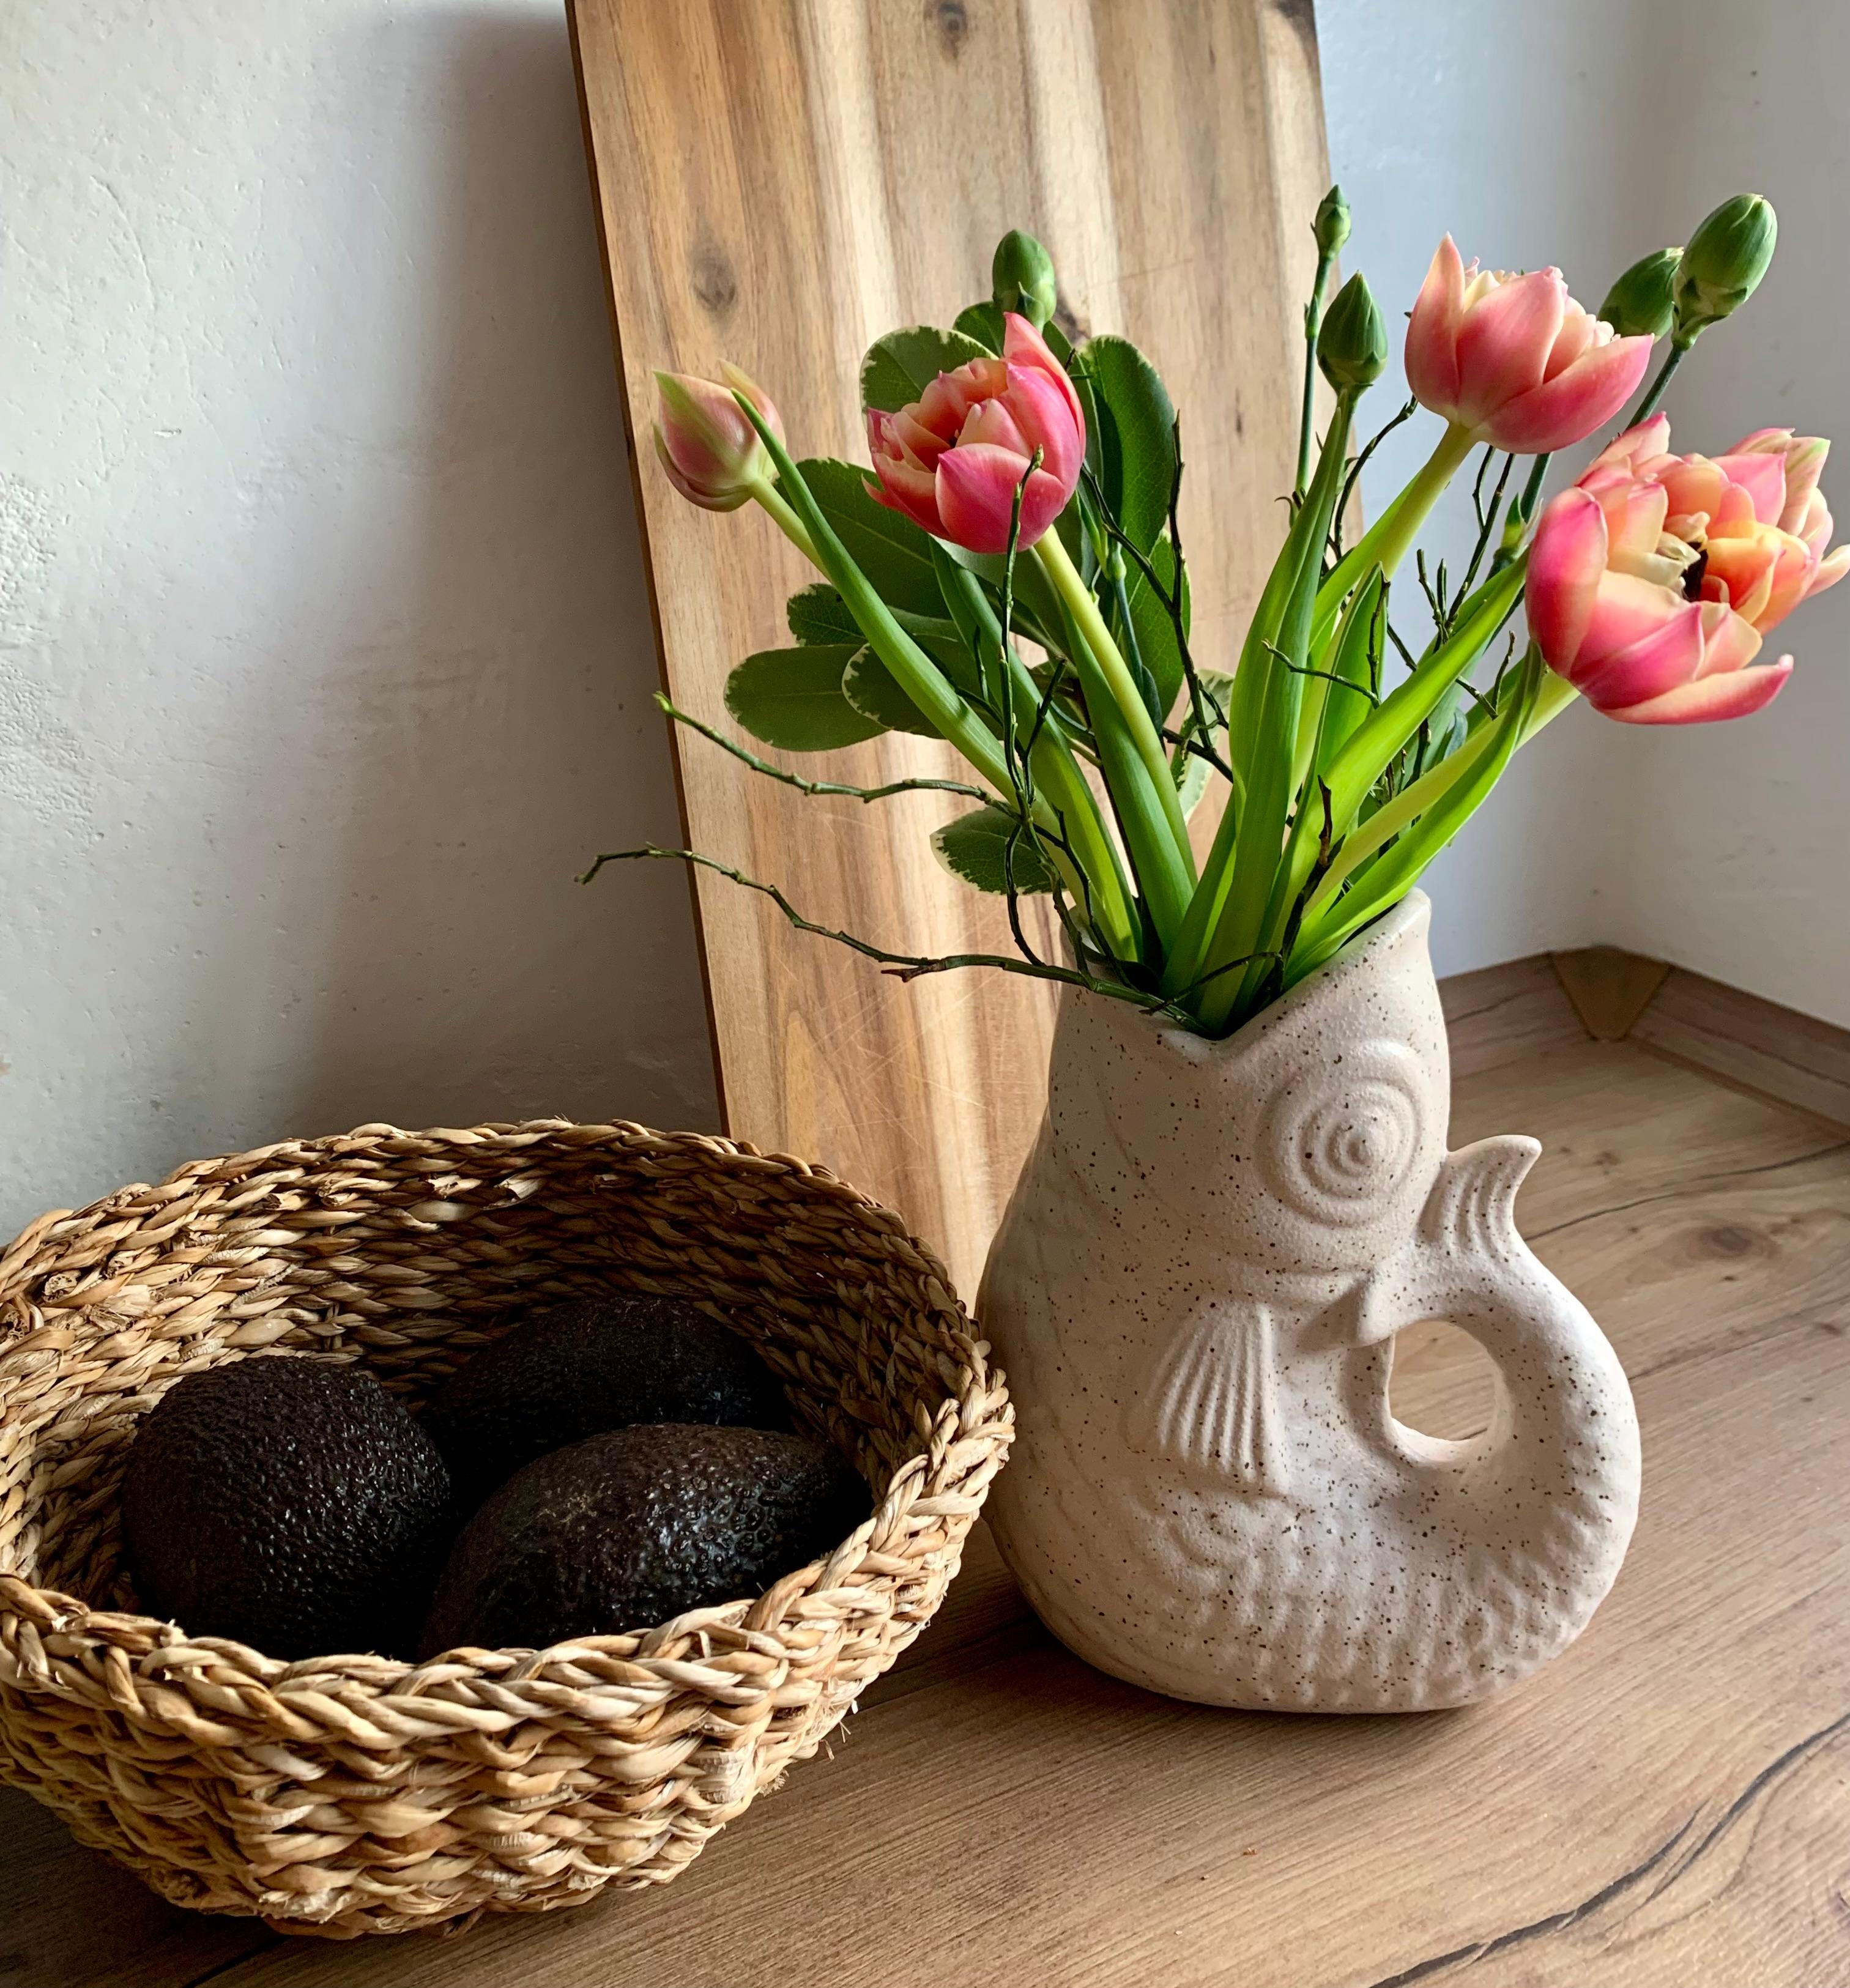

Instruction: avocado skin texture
[421,1294,789,1508]
[122,1357,452,1661]
[420,1423,869,1657]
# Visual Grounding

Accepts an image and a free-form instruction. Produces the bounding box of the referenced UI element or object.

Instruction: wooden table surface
[6,1032,1848,1988]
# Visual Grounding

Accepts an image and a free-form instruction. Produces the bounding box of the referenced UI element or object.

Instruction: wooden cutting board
[568,0,1331,1297]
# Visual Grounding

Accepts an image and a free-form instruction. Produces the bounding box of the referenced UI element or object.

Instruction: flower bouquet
[609,191,1843,1710]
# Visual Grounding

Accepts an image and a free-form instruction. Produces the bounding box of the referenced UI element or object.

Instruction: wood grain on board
[9,1032,1848,1988]
[566,0,1331,1295]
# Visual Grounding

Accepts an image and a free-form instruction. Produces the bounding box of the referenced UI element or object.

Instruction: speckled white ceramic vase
[978,891,1641,1711]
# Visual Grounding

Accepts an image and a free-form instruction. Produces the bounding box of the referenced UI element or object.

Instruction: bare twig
[1332,398,1417,561]
[582,844,1214,1019]
[1455,447,1515,617]
[656,695,990,804]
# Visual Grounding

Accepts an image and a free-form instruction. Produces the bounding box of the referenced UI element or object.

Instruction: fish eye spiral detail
[1258,1040,1425,1225]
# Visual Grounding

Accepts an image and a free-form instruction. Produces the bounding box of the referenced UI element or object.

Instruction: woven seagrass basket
[0,1117,1011,1938]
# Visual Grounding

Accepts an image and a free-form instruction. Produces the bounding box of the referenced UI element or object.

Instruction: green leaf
[844,645,939,736]
[954,302,1006,353]
[942,540,1068,651]
[788,459,945,617]
[1295,656,1540,978]
[1171,670,1233,818]
[860,325,992,415]
[1085,335,1177,553]
[932,804,1055,894]
[1312,566,1385,779]
[786,582,861,647]
[1123,533,1190,721]
[724,644,885,751]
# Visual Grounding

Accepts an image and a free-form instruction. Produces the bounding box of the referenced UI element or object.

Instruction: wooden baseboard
[1626,965,1850,1129]
[1439,944,1850,1129]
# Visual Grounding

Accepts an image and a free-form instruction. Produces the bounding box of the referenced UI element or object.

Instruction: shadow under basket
[0,1118,1012,1938]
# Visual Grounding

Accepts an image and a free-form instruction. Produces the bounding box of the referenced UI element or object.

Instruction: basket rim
[0,1115,1013,1719]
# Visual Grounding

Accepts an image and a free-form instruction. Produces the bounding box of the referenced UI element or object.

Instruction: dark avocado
[121,1356,451,1661]
[420,1423,869,1657]
[420,1294,789,1507]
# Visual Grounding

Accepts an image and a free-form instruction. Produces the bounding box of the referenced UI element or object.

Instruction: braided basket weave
[0,1118,1011,1938]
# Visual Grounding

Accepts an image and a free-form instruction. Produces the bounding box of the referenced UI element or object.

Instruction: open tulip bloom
[613,194,1841,1037]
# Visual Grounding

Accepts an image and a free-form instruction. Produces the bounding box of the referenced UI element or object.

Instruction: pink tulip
[864,313,1085,554]
[1528,415,1846,724]
[1718,428,1850,601]
[1405,236,1652,453]
[653,363,782,511]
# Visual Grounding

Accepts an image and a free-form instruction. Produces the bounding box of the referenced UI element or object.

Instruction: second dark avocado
[422,1293,789,1507]
[419,1422,870,1656]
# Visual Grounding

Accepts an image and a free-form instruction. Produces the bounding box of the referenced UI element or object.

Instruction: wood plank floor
[4,1037,1846,1988]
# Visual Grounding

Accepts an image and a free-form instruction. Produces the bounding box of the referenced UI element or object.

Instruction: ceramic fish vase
[978,891,1641,1711]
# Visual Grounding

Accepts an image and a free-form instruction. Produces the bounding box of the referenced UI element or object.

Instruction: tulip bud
[1673,194,1777,341]
[991,229,1059,332]
[1313,185,1351,262]
[652,364,780,511]
[1317,271,1387,393]
[1599,247,1681,340]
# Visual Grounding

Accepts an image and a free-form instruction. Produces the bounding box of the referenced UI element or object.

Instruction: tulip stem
[733,396,1020,803]
[1492,453,1550,573]
[1629,337,1690,426]
[1044,585,1194,952]
[932,545,1140,961]
[1299,658,1574,936]
[1035,532,1189,845]
[1035,531,1197,953]
[1309,420,1478,659]
[1295,247,1339,500]
[748,476,820,566]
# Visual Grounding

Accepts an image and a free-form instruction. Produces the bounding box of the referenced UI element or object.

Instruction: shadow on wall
[207,6,719,1151]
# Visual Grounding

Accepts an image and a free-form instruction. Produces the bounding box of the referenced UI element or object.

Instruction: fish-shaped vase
[977,891,1640,1711]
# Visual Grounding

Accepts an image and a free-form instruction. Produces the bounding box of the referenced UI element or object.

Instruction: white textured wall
[0,1,718,1244]
[1323,0,1850,1015]
[2,1,1838,1245]
[1318,0,1644,981]
[1602,6,1850,1027]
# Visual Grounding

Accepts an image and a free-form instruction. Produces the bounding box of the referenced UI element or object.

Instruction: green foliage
[931,804,1055,894]
[786,459,945,617]
[786,582,861,647]
[666,216,1570,1042]
[860,325,992,415]
[991,228,1059,330]
[1307,566,1385,782]
[1601,247,1681,339]
[1083,336,1176,554]
[1675,193,1776,338]
[942,541,1066,650]
[1317,273,1388,391]
[1123,533,1190,722]
[789,581,981,722]
[843,646,937,736]
[953,302,1006,354]
[724,644,885,752]
[1172,670,1233,818]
